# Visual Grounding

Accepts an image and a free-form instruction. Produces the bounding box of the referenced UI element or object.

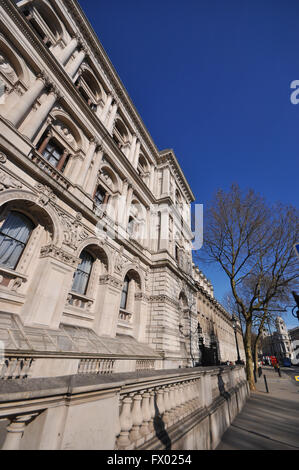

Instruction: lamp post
[232,314,242,364]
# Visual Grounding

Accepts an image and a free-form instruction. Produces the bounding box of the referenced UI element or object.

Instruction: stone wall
[0,365,248,450]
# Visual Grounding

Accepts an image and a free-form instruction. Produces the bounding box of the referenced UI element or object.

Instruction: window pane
[120,276,129,309]
[0,211,34,269]
[71,250,93,295]
[94,186,106,206]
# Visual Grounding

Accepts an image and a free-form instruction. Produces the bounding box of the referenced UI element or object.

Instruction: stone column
[76,138,98,187]
[101,93,113,124]
[132,140,140,168]
[117,179,128,227]
[85,148,104,195]
[2,414,38,450]
[58,36,79,66]
[162,167,170,195]
[38,129,53,154]
[124,184,134,227]
[107,101,118,133]
[22,246,79,329]
[93,275,123,337]
[5,74,46,127]
[159,206,169,250]
[128,134,137,164]
[68,46,86,79]
[149,165,155,192]
[21,87,58,140]
[56,148,70,172]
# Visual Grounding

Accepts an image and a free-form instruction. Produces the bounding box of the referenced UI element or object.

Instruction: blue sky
[78,0,299,328]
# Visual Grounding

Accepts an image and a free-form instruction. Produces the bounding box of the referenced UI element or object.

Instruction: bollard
[254,370,257,383]
[277,367,281,378]
[264,375,269,393]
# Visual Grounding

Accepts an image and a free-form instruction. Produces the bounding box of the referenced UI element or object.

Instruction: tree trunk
[244,320,256,391]
[253,334,261,373]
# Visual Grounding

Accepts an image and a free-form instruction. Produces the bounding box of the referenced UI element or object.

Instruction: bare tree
[196,184,299,390]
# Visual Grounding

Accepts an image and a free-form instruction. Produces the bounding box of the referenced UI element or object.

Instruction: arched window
[0,211,35,269]
[75,68,101,112]
[71,250,94,295]
[93,185,108,208]
[120,274,129,310]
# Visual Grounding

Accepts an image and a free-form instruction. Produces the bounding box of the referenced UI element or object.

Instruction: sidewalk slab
[217,368,299,450]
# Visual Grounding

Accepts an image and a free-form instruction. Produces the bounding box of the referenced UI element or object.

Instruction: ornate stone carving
[10,277,25,292]
[0,170,22,191]
[0,153,7,164]
[53,120,76,148]
[99,274,123,289]
[40,244,80,268]
[134,292,148,301]
[54,208,90,251]
[0,54,17,83]
[149,294,179,308]
[34,183,56,206]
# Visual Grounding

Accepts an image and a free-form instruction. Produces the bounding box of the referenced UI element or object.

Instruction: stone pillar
[124,184,134,227]
[101,93,113,124]
[159,206,169,250]
[132,140,140,168]
[133,293,148,342]
[107,101,118,133]
[2,414,38,450]
[21,87,58,140]
[85,148,104,194]
[76,139,98,187]
[93,275,123,337]
[5,74,46,127]
[68,46,86,79]
[149,165,155,192]
[117,179,128,227]
[22,246,79,329]
[56,148,70,172]
[38,129,52,154]
[162,167,170,195]
[128,134,137,164]
[58,36,79,66]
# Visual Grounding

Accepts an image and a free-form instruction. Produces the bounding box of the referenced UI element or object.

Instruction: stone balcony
[0,365,249,450]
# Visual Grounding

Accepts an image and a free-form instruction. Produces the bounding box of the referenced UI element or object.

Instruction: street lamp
[232,314,243,364]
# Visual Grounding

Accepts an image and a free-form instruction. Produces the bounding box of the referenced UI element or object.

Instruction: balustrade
[28,149,71,189]
[115,376,207,449]
[77,358,114,374]
[0,356,34,380]
[0,365,247,450]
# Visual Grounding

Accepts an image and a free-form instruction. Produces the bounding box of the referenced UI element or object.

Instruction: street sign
[294,243,299,260]
[295,376,299,382]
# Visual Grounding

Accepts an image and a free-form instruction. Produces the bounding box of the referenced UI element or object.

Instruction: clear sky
[78,0,299,328]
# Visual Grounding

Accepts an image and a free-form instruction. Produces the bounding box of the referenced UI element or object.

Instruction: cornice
[158,150,195,203]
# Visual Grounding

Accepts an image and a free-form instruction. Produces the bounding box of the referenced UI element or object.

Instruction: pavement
[216,366,299,450]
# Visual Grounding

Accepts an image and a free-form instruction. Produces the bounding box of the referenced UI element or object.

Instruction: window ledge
[67,291,94,312]
[0,266,27,293]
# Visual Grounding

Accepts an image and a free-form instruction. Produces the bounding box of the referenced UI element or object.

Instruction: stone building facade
[262,317,294,362]
[193,268,245,365]
[0,0,244,380]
